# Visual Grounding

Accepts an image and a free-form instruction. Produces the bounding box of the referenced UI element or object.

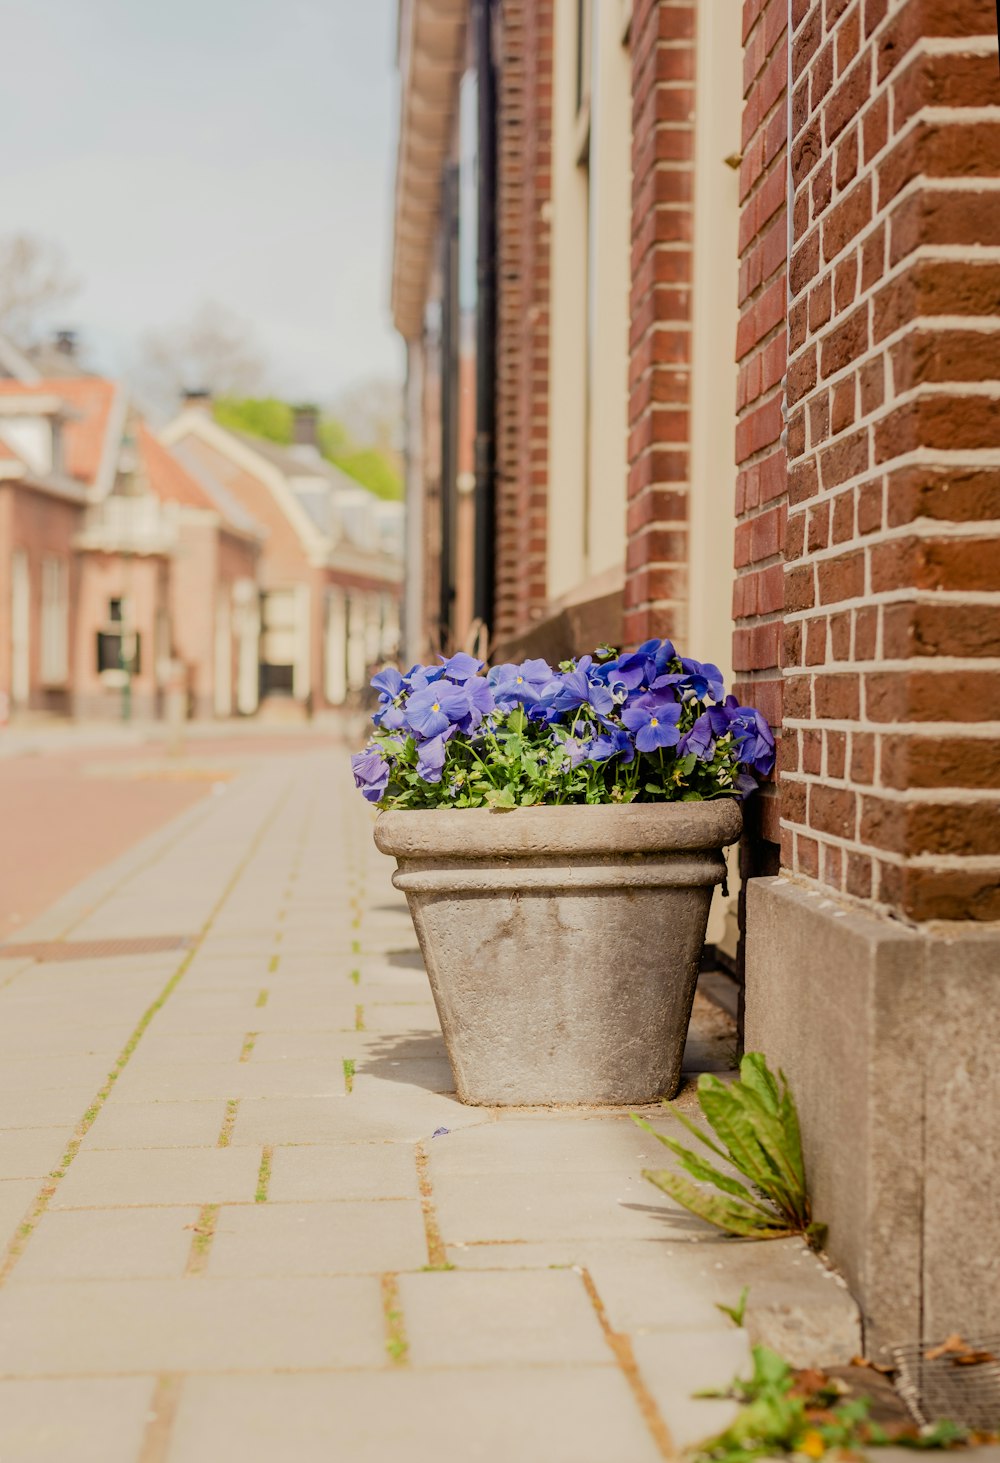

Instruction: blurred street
[0,726,859,1462]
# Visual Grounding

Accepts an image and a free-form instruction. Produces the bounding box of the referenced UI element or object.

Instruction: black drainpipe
[439,164,460,648]
[472,0,498,635]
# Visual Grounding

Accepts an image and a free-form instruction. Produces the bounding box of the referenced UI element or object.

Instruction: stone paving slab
[206,1199,428,1276]
[10,1206,200,1282]
[0,1377,156,1463]
[81,1100,228,1151]
[0,1129,73,1180]
[266,1142,420,1201]
[399,1269,612,1366]
[51,1147,262,1209]
[168,1368,664,1463]
[431,1167,677,1244]
[0,1276,386,1374]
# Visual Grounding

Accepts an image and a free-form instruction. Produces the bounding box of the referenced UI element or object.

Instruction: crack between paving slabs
[578,1266,676,1462]
[184,1203,220,1277]
[0,775,295,1287]
[381,1272,409,1365]
[136,1371,183,1463]
[414,1141,451,1271]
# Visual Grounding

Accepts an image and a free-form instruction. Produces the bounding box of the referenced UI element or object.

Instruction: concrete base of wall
[745,877,1000,1357]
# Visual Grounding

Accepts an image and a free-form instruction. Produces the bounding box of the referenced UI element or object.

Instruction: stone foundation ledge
[745,876,1000,1357]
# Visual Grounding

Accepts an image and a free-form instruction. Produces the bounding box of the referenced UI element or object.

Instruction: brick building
[0,341,404,722]
[392,0,1000,1351]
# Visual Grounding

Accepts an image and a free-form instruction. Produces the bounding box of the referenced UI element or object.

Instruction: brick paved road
[0,736,861,1462]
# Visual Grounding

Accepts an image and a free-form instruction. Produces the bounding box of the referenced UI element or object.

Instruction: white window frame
[40,557,69,686]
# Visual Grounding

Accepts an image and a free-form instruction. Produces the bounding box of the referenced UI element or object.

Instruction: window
[40,558,69,685]
[96,597,140,676]
[576,0,593,115]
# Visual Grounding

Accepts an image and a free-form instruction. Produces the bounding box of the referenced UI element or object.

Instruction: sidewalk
[0,742,860,1463]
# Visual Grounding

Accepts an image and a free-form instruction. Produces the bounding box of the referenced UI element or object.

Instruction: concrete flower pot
[374,801,742,1106]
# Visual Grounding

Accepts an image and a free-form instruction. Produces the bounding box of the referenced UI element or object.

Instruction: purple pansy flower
[621,695,682,753]
[611,638,672,691]
[405,681,470,739]
[588,727,636,765]
[539,659,615,718]
[729,705,775,776]
[679,658,726,702]
[460,675,495,730]
[488,658,552,709]
[437,651,485,682]
[371,666,407,731]
[351,747,390,803]
[416,732,451,783]
[678,712,716,761]
[404,662,446,691]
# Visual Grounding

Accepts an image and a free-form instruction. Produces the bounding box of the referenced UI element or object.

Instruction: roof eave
[390,0,468,341]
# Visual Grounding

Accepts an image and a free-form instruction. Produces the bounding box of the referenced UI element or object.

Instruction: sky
[2,0,403,404]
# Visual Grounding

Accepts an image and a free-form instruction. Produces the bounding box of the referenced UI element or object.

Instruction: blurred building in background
[0,334,403,722]
[163,400,402,720]
[391,0,1000,1355]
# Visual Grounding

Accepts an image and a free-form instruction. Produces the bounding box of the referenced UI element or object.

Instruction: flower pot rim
[374,798,742,859]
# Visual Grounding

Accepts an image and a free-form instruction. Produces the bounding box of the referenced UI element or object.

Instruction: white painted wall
[688,0,742,689]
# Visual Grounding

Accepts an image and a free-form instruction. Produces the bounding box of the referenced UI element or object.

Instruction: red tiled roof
[0,376,116,485]
[138,425,214,511]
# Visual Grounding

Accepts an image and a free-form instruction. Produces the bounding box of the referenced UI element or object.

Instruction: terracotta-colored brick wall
[0,483,81,714]
[73,551,169,720]
[781,0,1000,919]
[493,0,553,645]
[624,0,698,647]
[733,0,790,863]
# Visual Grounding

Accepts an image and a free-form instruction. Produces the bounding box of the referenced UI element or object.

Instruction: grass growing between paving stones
[268,953,280,974]
[217,1099,239,1147]
[351,939,361,955]
[355,1004,365,1031]
[343,1058,356,1094]
[381,1274,409,1365]
[349,968,361,986]
[184,1204,220,1276]
[255,989,269,1008]
[255,1146,273,1202]
[239,1032,258,1062]
[0,779,291,1287]
[415,1143,453,1271]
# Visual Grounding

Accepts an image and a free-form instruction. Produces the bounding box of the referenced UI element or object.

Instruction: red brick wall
[734,0,790,859]
[781,0,1000,919]
[494,0,553,645]
[624,0,698,647]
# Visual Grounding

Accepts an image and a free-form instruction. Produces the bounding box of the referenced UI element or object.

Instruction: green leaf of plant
[651,1133,777,1213]
[776,1069,807,1192]
[739,1052,780,1113]
[641,1168,795,1239]
[716,1285,750,1327]
[633,1109,732,1167]
[697,1078,807,1223]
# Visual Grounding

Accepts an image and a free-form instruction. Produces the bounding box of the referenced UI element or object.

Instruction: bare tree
[331,377,403,453]
[132,301,267,418]
[0,234,80,346]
